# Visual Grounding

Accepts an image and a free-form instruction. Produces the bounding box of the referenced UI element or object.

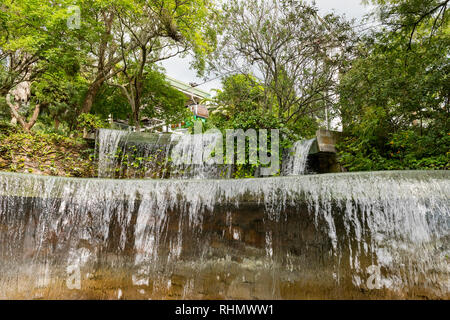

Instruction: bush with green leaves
[208,74,305,178]
[77,114,107,132]
[338,129,449,171]
[337,1,449,172]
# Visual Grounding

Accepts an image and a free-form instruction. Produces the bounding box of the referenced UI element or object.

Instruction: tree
[212,0,355,126]
[1,0,217,131]
[94,66,190,128]
[0,0,80,131]
[33,69,89,131]
[338,0,449,171]
[366,0,449,48]
[78,0,134,114]
[208,74,300,178]
[140,67,188,126]
[108,0,217,129]
[212,74,268,120]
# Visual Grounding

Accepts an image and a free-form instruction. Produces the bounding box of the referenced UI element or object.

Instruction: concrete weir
[0,171,448,299]
[94,128,345,178]
[308,129,343,173]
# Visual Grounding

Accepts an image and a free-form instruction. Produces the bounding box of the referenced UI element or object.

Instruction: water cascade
[0,171,448,299]
[97,129,130,178]
[283,139,316,175]
[95,129,229,179]
[169,133,231,179]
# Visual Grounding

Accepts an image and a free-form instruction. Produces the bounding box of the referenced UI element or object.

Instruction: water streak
[283,139,315,175]
[170,132,230,179]
[96,129,229,179]
[97,129,130,178]
[0,171,448,299]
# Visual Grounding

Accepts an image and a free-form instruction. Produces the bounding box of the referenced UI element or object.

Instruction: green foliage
[338,129,449,171]
[0,120,19,136]
[0,0,81,90]
[0,96,10,120]
[366,0,449,46]
[338,0,449,172]
[34,71,89,129]
[214,0,355,126]
[0,130,96,177]
[91,85,130,121]
[99,0,217,128]
[77,113,107,132]
[208,74,301,178]
[1,0,218,131]
[211,74,311,138]
[140,68,188,125]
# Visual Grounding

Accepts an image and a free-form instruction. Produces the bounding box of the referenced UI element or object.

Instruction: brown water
[0,171,448,299]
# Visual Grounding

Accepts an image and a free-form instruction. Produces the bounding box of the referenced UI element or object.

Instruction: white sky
[160,0,374,95]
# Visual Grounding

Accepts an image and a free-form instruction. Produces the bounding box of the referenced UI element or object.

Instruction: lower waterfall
[0,171,448,299]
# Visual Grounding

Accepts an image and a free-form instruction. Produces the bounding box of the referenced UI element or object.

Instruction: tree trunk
[81,11,117,114]
[24,103,40,131]
[81,77,104,113]
[131,97,140,130]
[6,93,40,133]
[133,108,140,130]
[133,81,143,131]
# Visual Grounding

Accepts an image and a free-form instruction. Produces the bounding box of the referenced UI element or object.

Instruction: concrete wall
[308,129,343,173]
[315,129,342,153]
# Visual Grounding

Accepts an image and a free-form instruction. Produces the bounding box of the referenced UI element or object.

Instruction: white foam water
[96,129,130,178]
[96,129,230,179]
[283,139,315,175]
[0,171,448,299]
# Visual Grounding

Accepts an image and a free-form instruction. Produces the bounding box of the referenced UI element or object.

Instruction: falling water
[96,129,230,179]
[283,139,315,175]
[169,132,231,179]
[97,129,130,178]
[0,171,448,299]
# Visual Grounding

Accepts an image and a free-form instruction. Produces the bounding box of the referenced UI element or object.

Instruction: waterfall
[283,138,315,175]
[170,132,230,179]
[96,129,130,178]
[0,171,448,299]
[95,129,229,179]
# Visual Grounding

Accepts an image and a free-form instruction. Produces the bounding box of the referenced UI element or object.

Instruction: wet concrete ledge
[0,170,448,201]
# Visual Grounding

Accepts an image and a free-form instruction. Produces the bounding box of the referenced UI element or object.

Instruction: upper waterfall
[282,138,316,175]
[95,129,230,179]
[97,129,130,178]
